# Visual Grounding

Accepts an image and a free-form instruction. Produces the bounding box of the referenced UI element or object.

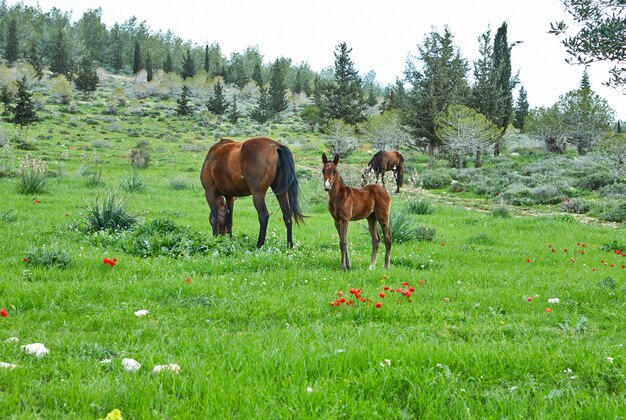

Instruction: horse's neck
[330,175,349,196]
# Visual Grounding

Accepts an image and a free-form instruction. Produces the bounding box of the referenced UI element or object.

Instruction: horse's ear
[322,153,328,164]
[333,154,340,165]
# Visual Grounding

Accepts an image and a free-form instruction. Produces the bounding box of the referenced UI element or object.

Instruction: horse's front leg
[252,193,270,248]
[338,219,350,271]
[367,214,380,269]
[224,197,236,236]
[275,192,294,248]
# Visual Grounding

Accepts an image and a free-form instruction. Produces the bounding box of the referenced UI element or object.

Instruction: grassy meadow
[1,74,626,418]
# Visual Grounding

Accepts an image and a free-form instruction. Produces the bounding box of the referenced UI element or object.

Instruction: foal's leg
[204,190,220,236]
[252,192,270,248]
[336,219,350,271]
[275,191,294,248]
[367,213,380,269]
[378,213,392,269]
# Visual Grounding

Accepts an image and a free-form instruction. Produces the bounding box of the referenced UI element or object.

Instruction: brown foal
[322,153,392,271]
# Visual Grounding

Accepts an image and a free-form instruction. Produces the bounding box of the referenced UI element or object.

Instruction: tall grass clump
[406,196,435,215]
[168,176,189,190]
[24,245,71,268]
[121,217,208,257]
[18,155,47,194]
[120,171,146,192]
[84,168,104,188]
[386,211,417,243]
[83,193,138,233]
[491,205,511,218]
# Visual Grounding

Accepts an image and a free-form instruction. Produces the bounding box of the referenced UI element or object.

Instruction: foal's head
[321,153,340,191]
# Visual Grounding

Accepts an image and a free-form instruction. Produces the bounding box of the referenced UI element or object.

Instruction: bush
[576,172,613,191]
[415,225,436,242]
[169,176,189,190]
[24,245,71,268]
[129,148,150,168]
[83,194,138,233]
[559,198,590,214]
[121,218,208,257]
[419,169,454,189]
[405,197,435,215]
[530,185,563,205]
[599,201,626,223]
[18,155,47,194]
[491,205,511,218]
[120,171,146,193]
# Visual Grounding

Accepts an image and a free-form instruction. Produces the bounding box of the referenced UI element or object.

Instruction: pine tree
[204,45,210,74]
[109,24,124,72]
[133,41,142,74]
[206,80,228,117]
[75,56,99,97]
[11,76,37,135]
[580,67,591,90]
[513,85,529,131]
[27,44,44,80]
[228,94,240,124]
[176,85,192,116]
[327,42,365,125]
[252,62,263,86]
[250,85,272,123]
[50,28,73,80]
[163,52,173,73]
[293,68,304,94]
[4,18,18,64]
[268,58,288,115]
[146,53,153,81]
[181,49,196,80]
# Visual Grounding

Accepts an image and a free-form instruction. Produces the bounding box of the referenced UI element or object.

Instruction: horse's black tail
[274,144,304,225]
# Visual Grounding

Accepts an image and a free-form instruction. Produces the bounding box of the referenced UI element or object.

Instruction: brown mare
[361,150,405,193]
[322,153,392,271]
[201,137,304,248]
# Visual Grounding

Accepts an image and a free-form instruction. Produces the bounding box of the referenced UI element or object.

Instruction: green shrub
[559,197,590,214]
[84,194,138,233]
[18,155,47,194]
[85,168,104,188]
[405,197,435,215]
[129,148,150,168]
[599,201,626,223]
[120,171,146,193]
[415,225,436,242]
[576,172,613,191]
[419,169,454,189]
[491,205,511,218]
[121,218,209,257]
[24,245,71,268]
[169,176,189,190]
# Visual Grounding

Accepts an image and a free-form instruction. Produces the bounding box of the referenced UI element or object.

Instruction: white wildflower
[564,368,572,374]
[336,349,345,354]
[4,337,19,344]
[548,298,560,304]
[0,362,17,369]
[121,358,141,372]
[509,386,518,392]
[100,358,112,365]
[306,387,313,393]
[134,309,148,317]
[21,343,49,358]
[153,363,181,374]
[607,357,614,364]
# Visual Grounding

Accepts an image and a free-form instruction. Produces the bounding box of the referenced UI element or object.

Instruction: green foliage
[4,18,18,63]
[599,200,626,223]
[181,49,196,79]
[50,28,73,79]
[133,41,142,74]
[268,58,289,115]
[74,56,99,97]
[120,170,146,192]
[168,176,189,190]
[491,205,511,218]
[10,76,37,131]
[514,86,529,130]
[24,245,71,268]
[17,155,47,194]
[250,85,272,123]
[300,105,321,132]
[418,168,455,189]
[206,80,228,116]
[176,85,192,116]
[120,217,208,257]
[83,193,138,233]
[405,196,435,215]
[228,94,240,124]
[50,75,73,105]
[559,197,590,214]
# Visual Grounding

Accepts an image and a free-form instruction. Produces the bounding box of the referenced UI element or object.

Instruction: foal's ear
[322,153,328,164]
[333,154,340,165]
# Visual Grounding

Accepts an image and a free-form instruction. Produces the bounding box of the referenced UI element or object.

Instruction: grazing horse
[200,137,304,248]
[322,153,392,271]
[361,150,405,193]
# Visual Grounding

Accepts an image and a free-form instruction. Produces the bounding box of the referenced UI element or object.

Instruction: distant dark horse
[200,137,304,248]
[323,153,392,271]
[361,150,404,193]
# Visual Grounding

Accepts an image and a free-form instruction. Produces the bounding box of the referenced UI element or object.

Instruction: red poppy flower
[33,199,41,204]
[185,277,192,285]
[23,257,28,263]
[347,300,354,306]
[375,302,382,308]
[545,307,552,313]
[383,286,389,291]
[379,292,385,299]
[548,244,553,248]
[592,267,596,271]
[564,248,568,252]
[408,286,415,292]
[418,279,426,285]
[0,308,7,317]
[402,281,410,286]
[103,257,117,267]
[349,288,357,295]
[527,297,532,302]
[526,259,531,263]
[441,243,446,246]
[551,248,555,253]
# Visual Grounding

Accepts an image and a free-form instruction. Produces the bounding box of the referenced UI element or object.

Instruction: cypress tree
[268,58,288,115]
[492,22,516,155]
[181,49,196,80]
[204,45,210,74]
[176,85,192,116]
[11,76,37,134]
[133,41,142,74]
[293,68,304,94]
[50,28,73,79]
[4,18,18,64]
[146,53,153,81]
[163,52,173,73]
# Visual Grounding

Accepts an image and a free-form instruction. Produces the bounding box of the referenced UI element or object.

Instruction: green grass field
[1,89,625,418]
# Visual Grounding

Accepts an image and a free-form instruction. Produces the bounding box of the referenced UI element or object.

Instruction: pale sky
[9,0,626,119]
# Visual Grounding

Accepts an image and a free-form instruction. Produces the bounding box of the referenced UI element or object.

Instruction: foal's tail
[274,144,305,225]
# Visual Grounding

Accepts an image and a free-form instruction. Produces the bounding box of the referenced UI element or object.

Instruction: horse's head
[361,164,373,186]
[322,153,340,191]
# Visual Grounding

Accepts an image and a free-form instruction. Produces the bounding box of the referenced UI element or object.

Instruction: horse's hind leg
[275,192,294,248]
[204,190,220,236]
[367,213,380,269]
[252,193,270,248]
[225,196,236,236]
[376,207,392,269]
